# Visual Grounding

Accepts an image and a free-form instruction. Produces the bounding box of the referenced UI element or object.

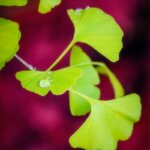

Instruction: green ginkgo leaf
[67,7,123,62]
[69,94,141,150]
[16,67,82,96]
[50,67,82,95]
[0,18,21,70]
[97,63,124,98]
[38,0,61,14]
[0,0,27,6]
[69,46,100,115]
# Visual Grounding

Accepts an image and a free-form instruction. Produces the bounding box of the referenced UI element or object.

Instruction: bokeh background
[0,0,149,150]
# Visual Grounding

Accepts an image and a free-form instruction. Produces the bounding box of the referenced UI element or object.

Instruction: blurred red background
[0,0,149,150]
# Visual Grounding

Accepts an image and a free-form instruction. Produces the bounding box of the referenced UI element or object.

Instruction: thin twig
[47,39,75,71]
[15,54,36,70]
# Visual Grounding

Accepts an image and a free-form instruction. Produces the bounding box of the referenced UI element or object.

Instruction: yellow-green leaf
[70,94,141,150]
[16,67,82,96]
[69,46,100,115]
[68,7,124,62]
[0,0,27,6]
[0,18,21,70]
[38,0,61,14]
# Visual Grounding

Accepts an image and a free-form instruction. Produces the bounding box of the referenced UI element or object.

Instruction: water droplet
[39,79,51,88]
[46,76,50,80]
[75,8,82,15]
[47,71,52,75]
[86,6,90,9]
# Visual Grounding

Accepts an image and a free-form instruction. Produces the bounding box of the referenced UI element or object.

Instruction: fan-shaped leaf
[16,67,82,96]
[68,7,123,62]
[70,94,141,150]
[0,18,21,70]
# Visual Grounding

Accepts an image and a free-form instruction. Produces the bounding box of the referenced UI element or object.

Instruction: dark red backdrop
[0,0,149,150]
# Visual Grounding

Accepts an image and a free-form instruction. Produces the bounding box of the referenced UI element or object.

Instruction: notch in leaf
[69,93,141,150]
[38,0,61,14]
[67,7,124,62]
[69,46,100,116]
[0,0,27,6]
[16,67,82,96]
[0,18,21,70]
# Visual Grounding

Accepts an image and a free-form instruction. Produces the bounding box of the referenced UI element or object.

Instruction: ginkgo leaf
[97,63,124,98]
[69,94,141,150]
[16,67,82,96]
[38,0,61,14]
[67,7,123,62]
[50,67,82,95]
[0,0,27,6]
[0,18,21,70]
[69,46,100,116]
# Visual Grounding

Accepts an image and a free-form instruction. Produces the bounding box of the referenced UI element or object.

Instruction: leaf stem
[15,54,36,70]
[69,88,96,105]
[47,39,75,71]
[71,61,124,98]
[72,61,105,68]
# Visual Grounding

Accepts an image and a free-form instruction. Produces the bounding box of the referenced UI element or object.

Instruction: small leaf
[97,63,124,98]
[67,7,123,62]
[0,18,21,70]
[0,0,27,6]
[38,0,61,14]
[50,67,82,95]
[69,94,141,150]
[69,46,100,116]
[16,67,82,96]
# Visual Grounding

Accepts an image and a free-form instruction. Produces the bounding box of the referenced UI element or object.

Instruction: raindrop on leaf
[75,8,82,15]
[39,79,51,88]
[86,6,90,9]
